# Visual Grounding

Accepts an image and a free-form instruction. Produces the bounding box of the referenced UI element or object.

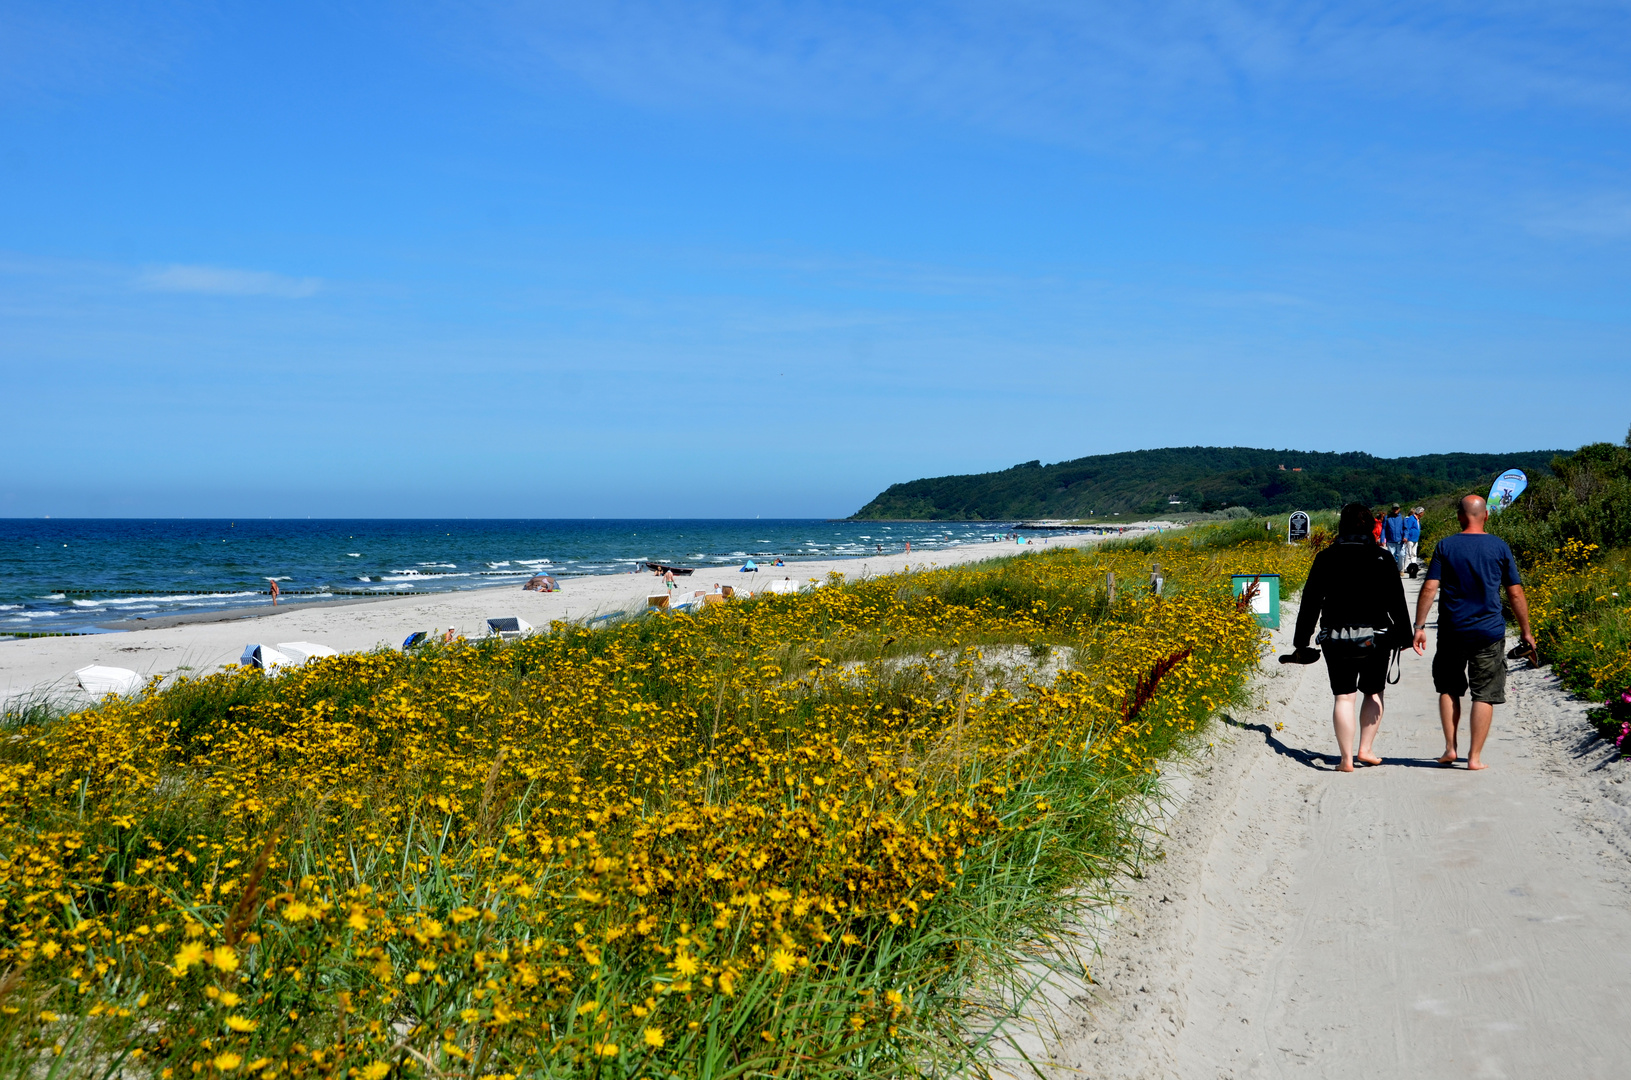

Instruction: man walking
[1382,503,1409,571]
[1403,506,1423,570]
[1411,494,1536,770]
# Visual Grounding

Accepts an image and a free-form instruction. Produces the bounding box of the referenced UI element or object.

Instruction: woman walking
[1292,503,1412,771]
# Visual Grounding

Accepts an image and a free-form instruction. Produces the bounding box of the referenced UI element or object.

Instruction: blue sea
[0,519,1025,634]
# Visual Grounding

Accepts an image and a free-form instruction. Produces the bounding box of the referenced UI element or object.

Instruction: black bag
[1316,625,1380,658]
[1317,625,1405,685]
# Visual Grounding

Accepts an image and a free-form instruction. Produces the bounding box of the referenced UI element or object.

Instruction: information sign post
[1232,573,1282,629]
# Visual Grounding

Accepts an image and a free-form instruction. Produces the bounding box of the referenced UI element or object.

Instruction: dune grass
[0,545,1310,1079]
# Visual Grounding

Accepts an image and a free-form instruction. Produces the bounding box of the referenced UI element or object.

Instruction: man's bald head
[1458,494,1488,521]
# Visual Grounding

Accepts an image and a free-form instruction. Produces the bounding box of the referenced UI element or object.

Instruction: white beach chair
[485,617,532,641]
[75,665,141,697]
[276,641,339,664]
[240,645,295,671]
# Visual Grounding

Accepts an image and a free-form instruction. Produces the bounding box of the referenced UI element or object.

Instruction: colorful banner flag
[1487,469,1528,513]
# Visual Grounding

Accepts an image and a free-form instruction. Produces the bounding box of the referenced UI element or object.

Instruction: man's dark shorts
[1326,651,1390,696]
[1433,635,1507,704]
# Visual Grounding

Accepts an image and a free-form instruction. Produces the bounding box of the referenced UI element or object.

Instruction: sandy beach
[1,529,1156,706]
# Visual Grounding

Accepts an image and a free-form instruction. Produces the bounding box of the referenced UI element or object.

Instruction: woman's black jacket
[1292,538,1412,650]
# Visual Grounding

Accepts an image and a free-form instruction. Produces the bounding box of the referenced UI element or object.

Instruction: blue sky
[2,1,1628,518]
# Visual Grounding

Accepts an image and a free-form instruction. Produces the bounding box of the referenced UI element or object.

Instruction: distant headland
[849,445,1565,521]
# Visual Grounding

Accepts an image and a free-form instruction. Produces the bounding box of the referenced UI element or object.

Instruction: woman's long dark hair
[1338,502,1375,541]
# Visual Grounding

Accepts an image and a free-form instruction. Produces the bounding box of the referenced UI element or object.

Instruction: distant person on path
[1403,507,1423,570]
[1371,512,1384,547]
[1412,495,1535,770]
[1382,503,1409,571]
[1293,503,1412,772]
[269,579,280,606]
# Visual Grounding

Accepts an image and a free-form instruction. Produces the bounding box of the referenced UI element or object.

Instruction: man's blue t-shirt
[1403,515,1421,543]
[1382,514,1407,544]
[1426,533,1522,644]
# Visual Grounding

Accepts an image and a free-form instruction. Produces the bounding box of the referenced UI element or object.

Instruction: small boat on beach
[643,562,695,576]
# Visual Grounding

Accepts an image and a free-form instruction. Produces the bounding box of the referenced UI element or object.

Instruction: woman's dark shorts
[1432,635,1507,704]
[1325,650,1390,696]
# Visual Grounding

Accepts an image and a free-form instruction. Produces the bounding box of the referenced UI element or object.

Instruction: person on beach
[1382,503,1409,571]
[1411,494,1536,770]
[663,568,676,593]
[1293,503,1413,772]
[269,578,280,606]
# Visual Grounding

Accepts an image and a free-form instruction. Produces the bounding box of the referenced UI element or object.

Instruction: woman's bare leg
[1356,691,1384,765]
[1332,692,1357,772]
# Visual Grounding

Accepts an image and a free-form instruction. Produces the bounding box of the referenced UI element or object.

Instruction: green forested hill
[850,446,1565,520]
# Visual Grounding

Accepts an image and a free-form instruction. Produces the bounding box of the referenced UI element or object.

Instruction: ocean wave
[382,572,475,582]
[0,604,19,611]
[347,553,361,557]
[418,562,457,569]
[72,599,105,608]
[40,593,65,600]
[12,611,60,619]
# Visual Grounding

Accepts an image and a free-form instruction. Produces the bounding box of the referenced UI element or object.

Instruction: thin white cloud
[457,0,1631,146]
[136,265,322,298]
[1528,195,1631,240]
[0,1,197,101]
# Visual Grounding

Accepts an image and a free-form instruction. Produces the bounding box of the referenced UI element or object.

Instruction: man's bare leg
[1438,693,1461,764]
[1356,691,1384,765]
[1332,692,1357,772]
[1467,700,1494,770]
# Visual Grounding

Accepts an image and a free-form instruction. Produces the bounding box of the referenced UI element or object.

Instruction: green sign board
[1231,573,1281,629]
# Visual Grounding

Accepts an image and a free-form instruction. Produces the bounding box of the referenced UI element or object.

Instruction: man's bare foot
[1468,760,1488,771]
[1336,760,1355,773]
[1358,753,1383,766]
[1437,750,1458,765]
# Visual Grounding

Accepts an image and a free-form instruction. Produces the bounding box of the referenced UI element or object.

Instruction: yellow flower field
[0,543,1308,1079]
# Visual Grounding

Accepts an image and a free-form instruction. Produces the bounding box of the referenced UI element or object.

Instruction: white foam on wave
[72,599,105,608]
[13,611,59,619]
[418,562,457,569]
[348,553,361,557]
[40,593,66,600]
[382,572,474,582]
[0,604,19,611]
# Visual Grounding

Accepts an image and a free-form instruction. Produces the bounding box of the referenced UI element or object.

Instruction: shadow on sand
[1218,714,1458,772]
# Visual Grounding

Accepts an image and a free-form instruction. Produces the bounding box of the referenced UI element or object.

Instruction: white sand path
[1041,575,1631,1078]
